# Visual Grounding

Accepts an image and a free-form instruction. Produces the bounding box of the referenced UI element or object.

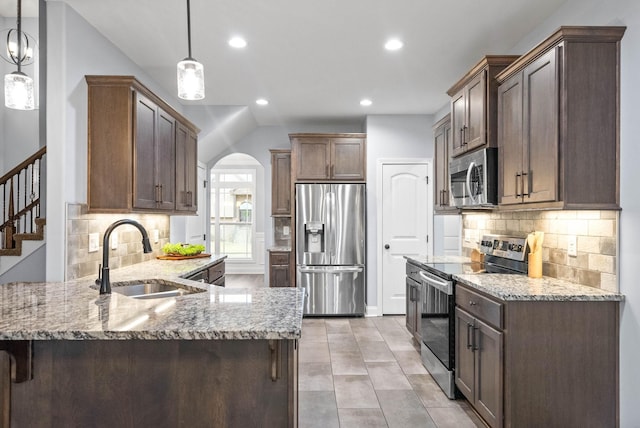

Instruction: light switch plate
[152,229,159,243]
[283,226,290,236]
[464,229,472,243]
[568,235,577,257]
[111,233,118,250]
[88,233,99,253]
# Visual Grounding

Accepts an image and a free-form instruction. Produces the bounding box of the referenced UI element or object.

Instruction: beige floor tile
[331,351,368,375]
[366,361,413,390]
[358,341,395,362]
[377,389,437,428]
[334,375,380,409]
[338,408,388,428]
[327,333,360,352]
[299,341,331,363]
[427,405,485,428]
[348,317,377,327]
[325,318,353,334]
[407,374,462,408]
[299,362,334,391]
[299,391,339,428]
[352,326,385,342]
[393,350,429,374]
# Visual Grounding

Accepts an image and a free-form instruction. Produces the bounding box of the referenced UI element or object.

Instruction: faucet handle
[95,264,102,285]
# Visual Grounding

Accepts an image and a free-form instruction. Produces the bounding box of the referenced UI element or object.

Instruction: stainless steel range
[411,235,529,399]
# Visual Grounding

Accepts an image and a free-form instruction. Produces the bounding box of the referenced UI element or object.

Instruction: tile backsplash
[462,210,618,291]
[66,203,170,281]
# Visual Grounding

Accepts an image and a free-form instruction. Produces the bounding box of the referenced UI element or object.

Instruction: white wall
[365,115,434,309]
[45,1,188,280]
[1,16,40,175]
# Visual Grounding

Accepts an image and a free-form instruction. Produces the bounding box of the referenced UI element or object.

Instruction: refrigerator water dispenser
[304,222,325,253]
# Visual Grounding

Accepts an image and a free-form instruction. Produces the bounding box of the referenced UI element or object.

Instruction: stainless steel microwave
[449,148,498,208]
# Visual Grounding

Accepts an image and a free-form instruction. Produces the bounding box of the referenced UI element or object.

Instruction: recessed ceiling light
[228,37,247,48]
[360,99,372,107]
[256,98,269,106]
[384,39,404,51]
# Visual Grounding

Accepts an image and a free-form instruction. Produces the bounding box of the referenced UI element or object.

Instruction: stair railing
[0,146,46,250]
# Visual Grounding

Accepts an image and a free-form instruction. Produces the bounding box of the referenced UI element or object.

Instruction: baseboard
[366,306,381,317]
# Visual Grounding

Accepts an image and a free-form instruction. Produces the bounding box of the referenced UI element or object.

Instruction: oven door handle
[418,271,452,295]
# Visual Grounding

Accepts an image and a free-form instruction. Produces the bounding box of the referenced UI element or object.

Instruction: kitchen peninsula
[0,256,304,427]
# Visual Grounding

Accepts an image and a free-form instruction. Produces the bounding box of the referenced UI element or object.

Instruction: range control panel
[480,235,529,261]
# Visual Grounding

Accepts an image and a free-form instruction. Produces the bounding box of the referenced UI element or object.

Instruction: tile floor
[225,274,485,428]
[298,316,485,428]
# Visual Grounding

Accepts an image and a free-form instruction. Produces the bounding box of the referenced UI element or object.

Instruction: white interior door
[381,163,431,314]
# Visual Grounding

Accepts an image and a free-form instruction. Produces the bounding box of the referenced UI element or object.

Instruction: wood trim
[288,133,366,139]
[496,26,626,83]
[0,147,46,186]
[447,56,520,96]
[432,113,451,130]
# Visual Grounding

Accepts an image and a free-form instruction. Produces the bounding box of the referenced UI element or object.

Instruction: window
[210,168,255,260]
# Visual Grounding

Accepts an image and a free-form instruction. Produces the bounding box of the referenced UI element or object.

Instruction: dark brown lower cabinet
[2,339,298,428]
[269,252,291,287]
[405,277,420,341]
[455,283,619,428]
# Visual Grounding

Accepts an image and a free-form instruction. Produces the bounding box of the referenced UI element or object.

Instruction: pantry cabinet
[496,26,625,209]
[270,150,292,216]
[175,122,198,213]
[86,75,200,214]
[290,134,366,182]
[447,56,519,158]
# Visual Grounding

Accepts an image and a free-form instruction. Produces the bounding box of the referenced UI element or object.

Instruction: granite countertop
[454,273,624,302]
[268,246,292,252]
[0,255,305,341]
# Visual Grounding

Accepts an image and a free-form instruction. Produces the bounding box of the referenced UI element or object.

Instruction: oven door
[419,271,455,370]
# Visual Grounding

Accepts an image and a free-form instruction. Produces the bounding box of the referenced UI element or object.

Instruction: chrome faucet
[97,219,153,294]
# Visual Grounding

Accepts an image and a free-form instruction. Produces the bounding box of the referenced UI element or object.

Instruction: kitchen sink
[109,281,205,299]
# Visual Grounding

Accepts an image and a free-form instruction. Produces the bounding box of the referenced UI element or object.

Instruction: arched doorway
[210,153,264,274]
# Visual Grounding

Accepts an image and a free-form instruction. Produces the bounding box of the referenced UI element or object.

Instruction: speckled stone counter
[268,246,292,252]
[454,273,624,302]
[0,255,305,340]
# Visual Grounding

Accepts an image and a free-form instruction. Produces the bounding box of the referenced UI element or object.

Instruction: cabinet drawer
[270,253,290,265]
[456,285,502,329]
[207,262,225,283]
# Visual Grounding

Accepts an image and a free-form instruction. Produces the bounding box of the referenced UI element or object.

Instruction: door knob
[384,244,390,249]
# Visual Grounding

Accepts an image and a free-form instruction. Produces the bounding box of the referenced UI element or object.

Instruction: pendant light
[177,0,205,100]
[4,0,35,110]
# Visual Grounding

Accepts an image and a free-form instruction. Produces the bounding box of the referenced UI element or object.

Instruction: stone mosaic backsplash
[462,210,618,291]
[66,203,170,281]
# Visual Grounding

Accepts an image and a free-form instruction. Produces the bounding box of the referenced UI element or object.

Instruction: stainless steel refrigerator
[296,183,366,316]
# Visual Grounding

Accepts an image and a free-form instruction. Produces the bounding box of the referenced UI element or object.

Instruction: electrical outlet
[283,226,290,236]
[152,229,159,244]
[88,233,99,253]
[111,233,118,250]
[464,229,472,243]
[568,235,577,257]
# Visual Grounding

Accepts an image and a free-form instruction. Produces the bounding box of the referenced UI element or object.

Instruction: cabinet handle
[515,173,521,197]
[155,185,160,203]
[444,189,449,206]
[459,127,464,146]
[463,125,468,145]
[186,190,193,207]
[469,300,477,306]
[269,340,281,382]
[472,325,479,351]
[325,164,329,177]
[158,184,163,203]
[466,323,473,349]
[521,172,529,197]
[331,164,334,177]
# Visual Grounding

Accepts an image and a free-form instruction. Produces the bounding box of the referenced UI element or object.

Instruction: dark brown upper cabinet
[86,75,199,214]
[447,56,520,158]
[496,26,625,210]
[270,150,292,216]
[433,114,457,213]
[290,133,366,182]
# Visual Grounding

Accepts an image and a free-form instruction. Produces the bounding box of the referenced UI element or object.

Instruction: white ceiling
[10,0,569,126]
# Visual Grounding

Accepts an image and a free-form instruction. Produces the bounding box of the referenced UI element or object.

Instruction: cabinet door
[405,279,416,335]
[465,72,486,152]
[271,151,291,216]
[293,138,331,180]
[175,123,198,212]
[475,318,503,428]
[270,265,290,287]
[134,93,159,210]
[455,307,476,401]
[434,119,453,211]
[523,49,558,204]
[156,109,176,211]
[451,89,466,157]
[498,73,525,205]
[331,138,365,180]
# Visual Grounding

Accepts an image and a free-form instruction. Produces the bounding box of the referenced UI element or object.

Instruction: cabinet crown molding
[446,55,520,96]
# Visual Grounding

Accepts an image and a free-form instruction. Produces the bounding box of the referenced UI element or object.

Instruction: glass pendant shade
[177,59,205,100]
[4,71,34,110]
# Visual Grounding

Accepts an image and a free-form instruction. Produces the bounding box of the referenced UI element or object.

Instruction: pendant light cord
[16,0,22,72]
[186,0,192,59]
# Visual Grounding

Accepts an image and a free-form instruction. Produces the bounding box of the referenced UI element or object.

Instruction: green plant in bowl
[162,243,205,256]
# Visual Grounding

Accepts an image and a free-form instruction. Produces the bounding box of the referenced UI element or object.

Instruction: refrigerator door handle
[326,191,335,264]
[298,266,364,274]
